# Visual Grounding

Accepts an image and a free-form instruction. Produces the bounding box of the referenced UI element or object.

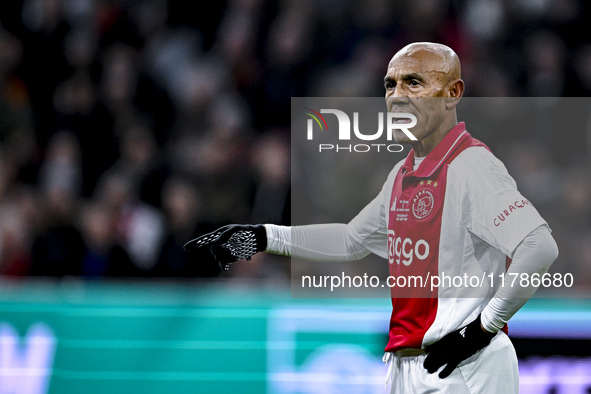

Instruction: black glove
[423,314,495,379]
[184,224,267,271]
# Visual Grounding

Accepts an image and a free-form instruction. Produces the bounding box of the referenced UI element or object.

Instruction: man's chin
[392,131,415,145]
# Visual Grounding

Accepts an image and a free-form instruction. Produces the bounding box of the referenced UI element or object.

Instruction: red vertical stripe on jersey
[386,162,447,351]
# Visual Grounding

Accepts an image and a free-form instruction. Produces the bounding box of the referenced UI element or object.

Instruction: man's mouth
[393,117,413,124]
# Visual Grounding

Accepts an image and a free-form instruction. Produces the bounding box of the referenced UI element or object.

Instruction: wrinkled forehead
[387,46,455,77]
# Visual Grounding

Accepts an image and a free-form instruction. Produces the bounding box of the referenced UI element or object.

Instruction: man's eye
[385,82,394,89]
[410,80,420,86]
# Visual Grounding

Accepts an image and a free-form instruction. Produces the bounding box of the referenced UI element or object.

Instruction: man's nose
[386,95,410,109]
[386,84,410,100]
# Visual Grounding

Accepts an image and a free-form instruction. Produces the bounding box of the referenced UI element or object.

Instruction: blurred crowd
[0,0,589,283]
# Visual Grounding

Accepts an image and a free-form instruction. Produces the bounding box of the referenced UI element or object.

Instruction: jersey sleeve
[453,147,548,258]
[346,190,388,259]
[264,194,385,261]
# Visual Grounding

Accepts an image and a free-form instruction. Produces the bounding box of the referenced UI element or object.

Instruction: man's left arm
[480,224,558,333]
[424,225,558,378]
[424,148,559,378]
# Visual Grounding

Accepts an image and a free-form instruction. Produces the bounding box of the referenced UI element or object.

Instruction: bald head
[390,42,461,82]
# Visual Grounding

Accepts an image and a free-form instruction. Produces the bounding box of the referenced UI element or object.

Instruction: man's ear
[446,79,464,109]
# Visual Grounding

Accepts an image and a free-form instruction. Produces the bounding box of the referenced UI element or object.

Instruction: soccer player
[185,42,559,393]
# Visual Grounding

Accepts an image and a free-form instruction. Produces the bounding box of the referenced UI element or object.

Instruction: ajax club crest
[411,189,435,221]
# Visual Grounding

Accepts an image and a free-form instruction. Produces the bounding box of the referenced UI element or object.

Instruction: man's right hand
[184,224,267,271]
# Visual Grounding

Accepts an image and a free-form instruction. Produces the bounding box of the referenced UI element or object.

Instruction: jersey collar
[402,122,469,178]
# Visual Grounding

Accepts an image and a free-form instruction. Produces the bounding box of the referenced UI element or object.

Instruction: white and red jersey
[347,122,548,352]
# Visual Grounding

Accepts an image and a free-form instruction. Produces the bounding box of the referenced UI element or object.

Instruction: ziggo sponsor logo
[388,230,430,266]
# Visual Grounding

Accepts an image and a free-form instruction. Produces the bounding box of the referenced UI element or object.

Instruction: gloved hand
[184,224,267,271]
[423,313,496,378]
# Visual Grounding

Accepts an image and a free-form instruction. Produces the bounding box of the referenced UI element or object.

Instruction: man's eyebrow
[401,73,425,82]
[383,73,426,84]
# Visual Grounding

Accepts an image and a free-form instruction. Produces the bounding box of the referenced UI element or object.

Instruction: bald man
[384,42,463,155]
[185,42,558,393]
